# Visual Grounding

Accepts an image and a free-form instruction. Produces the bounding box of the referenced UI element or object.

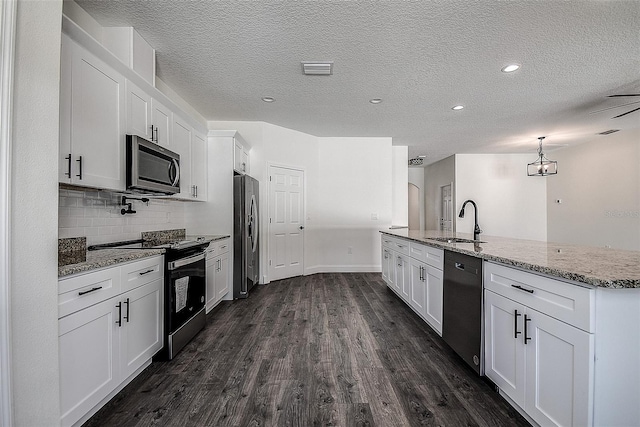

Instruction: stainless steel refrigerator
[233,174,259,298]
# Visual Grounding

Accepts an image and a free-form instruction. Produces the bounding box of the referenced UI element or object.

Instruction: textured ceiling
[75,0,640,164]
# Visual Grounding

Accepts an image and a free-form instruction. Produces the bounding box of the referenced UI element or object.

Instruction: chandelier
[527,137,557,176]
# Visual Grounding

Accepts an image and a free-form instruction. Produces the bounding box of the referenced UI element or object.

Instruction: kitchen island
[380,229,640,427]
[381,229,640,288]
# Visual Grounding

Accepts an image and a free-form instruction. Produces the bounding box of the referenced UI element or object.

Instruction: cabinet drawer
[484,262,594,332]
[207,238,230,258]
[410,242,443,270]
[120,256,164,292]
[59,268,121,319]
[381,235,395,249]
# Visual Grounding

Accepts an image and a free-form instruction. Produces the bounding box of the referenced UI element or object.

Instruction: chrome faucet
[458,199,482,240]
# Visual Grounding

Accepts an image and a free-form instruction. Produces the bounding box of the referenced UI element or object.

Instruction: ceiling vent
[408,158,424,166]
[598,129,620,135]
[301,61,333,75]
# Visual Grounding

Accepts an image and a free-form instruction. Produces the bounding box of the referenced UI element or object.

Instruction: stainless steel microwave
[126,135,180,194]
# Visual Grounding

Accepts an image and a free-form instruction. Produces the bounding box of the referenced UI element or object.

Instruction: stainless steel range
[88,236,210,359]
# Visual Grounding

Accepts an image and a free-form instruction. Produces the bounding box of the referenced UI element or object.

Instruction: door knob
[299,226,305,230]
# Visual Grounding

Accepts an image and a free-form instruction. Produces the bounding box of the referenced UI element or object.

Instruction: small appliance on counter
[233,174,260,298]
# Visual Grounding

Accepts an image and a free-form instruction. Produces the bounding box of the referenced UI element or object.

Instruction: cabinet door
[59,297,120,427]
[216,252,230,301]
[125,80,152,139]
[409,259,427,318]
[206,255,216,313]
[233,139,243,173]
[525,310,594,427]
[59,35,73,183]
[424,265,443,335]
[120,279,163,379]
[395,254,410,301]
[69,38,125,191]
[484,290,526,408]
[191,130,208,201]
[381,248,393,286]
[151,98,172,147]
[241,149,250,175]
[172,115,192,198]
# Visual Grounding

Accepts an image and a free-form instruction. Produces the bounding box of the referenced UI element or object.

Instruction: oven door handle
[168,252,205,270]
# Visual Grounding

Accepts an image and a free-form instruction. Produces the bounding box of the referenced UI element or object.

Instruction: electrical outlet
[371,213,378,220]
[347,247,353,254]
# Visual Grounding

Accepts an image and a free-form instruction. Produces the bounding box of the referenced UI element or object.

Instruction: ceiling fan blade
[607,94,640,97]
[612,106,640,119]
[590,100,640,114]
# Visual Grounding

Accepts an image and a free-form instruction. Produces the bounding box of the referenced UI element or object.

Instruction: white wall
[391,146,408,227]
[408,167,425,230]
[424,155,455,230]
[455,154,547,241]
[547,129,640,250]
[11,1,62,424]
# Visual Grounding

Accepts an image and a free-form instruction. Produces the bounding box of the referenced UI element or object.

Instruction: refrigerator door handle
[250,194,258,253]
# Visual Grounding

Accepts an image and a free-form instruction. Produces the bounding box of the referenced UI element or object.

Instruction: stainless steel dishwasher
[442,250,483,375]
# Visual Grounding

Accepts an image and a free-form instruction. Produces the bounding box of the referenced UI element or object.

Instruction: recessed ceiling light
[501,64,520,73]
[452,105,464,110]
[369,98,382,104]
[261,97,275,103]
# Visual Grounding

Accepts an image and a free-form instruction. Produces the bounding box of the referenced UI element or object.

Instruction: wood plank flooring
[84,273,529,427]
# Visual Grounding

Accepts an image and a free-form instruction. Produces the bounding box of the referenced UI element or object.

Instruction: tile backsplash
[58,188,186,245]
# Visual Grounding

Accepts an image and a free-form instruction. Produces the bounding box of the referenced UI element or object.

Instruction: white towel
[175,277,189,312]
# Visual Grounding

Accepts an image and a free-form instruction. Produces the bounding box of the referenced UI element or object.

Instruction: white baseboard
[304,265,381,275]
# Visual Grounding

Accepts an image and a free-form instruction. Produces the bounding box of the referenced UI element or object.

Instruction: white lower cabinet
[484,262,594,427]
[58,256,164,427]
[206,238,231,312]
[381,234,444,335]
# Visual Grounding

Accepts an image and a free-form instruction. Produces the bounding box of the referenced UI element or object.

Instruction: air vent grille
[408,158,424,166]
[301,62,333,75]
[598,129,620,135]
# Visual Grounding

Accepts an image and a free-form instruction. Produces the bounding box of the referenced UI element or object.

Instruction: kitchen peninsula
[380,229,640,427]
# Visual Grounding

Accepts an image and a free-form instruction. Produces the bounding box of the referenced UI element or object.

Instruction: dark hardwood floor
[85,273,529,427]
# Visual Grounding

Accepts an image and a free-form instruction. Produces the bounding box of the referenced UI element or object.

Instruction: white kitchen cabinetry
[233,137,250,175]
[381,235,444,335]
[58,256,163,427]
[125,80,152,140]
[172,114,192,199]
[484,262,594,427]
[190,130,208,201]
[59,34,125,191]
[151,98,172,147]
[206,238,231,312]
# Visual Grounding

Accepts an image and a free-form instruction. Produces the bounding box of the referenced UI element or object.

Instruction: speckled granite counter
[58,234,231,278]
[381,230,640,289]
[59,248,165,278]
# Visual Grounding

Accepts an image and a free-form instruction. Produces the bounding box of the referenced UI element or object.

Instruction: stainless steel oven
[164,246,206,359]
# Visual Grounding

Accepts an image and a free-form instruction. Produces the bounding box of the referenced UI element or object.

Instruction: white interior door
[268,165,304,281]
[440,183,453,231]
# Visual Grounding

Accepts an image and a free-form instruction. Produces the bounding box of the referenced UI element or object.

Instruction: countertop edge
[380,231,640,289]
[58,249,165,278]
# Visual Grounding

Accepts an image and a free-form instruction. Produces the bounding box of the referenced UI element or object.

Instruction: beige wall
[547,129,640,250]
[11,0,62,424]
[424,155,455,231]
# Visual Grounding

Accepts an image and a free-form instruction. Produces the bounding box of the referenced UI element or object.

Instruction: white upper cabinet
[125,80,152,140]
[150,98,172,147]
[172,114,192,199]
[191,130,208,201]
[233,137,250,175]
[59,35,125,191]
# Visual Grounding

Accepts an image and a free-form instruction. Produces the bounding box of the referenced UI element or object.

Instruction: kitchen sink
[427,237,486,244]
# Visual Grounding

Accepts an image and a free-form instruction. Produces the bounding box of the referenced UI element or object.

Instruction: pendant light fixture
[527,136,558,176]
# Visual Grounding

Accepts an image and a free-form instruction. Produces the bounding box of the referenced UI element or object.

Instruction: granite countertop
[59,248,165,278]
[381,229,640,289]
[58,233,231,278]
